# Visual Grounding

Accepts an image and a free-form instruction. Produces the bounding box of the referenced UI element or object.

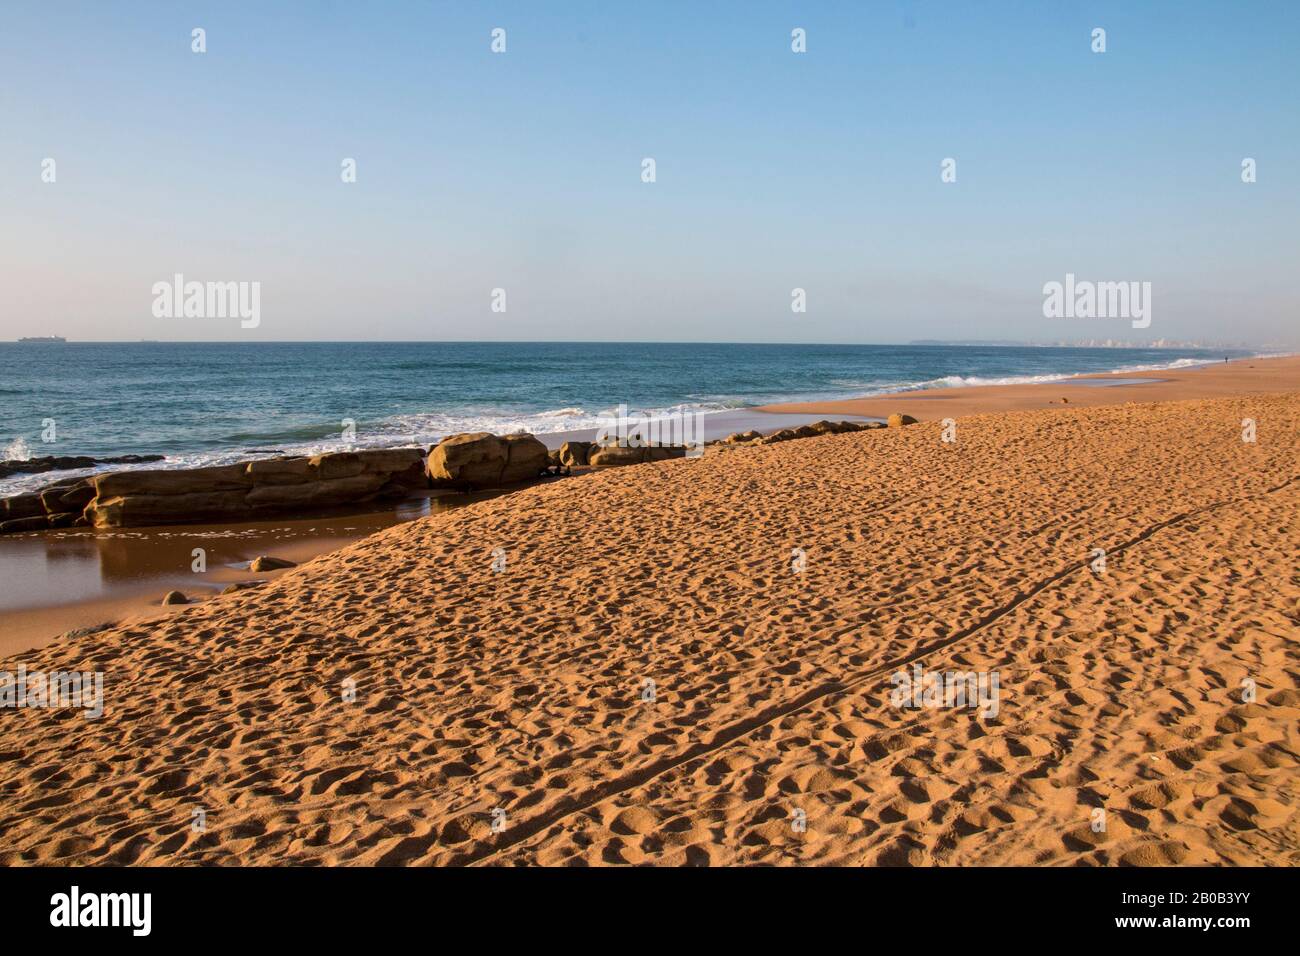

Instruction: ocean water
[0,341,1255,495]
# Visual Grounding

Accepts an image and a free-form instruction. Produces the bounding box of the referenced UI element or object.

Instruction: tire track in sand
[449,473,1297,864]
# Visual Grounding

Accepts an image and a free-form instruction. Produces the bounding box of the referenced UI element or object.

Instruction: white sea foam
[3,437,32,462]
[828,354,1248,399]
[0,400,745,497]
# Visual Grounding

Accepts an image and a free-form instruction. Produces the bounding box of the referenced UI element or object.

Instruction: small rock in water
[162,590,189,605]
[249,555,296,571]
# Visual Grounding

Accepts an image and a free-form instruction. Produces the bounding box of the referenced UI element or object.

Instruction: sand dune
[1,392,1297,866]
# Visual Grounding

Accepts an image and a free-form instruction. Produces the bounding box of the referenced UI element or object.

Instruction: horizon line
[2,339,1282,349]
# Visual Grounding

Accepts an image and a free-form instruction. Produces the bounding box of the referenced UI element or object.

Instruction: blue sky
[1,1,1296,344]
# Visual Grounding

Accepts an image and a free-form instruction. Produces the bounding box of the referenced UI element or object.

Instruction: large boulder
[887,413,919,428]
[428,433,549,488]
[500,434,550,484]
[559,441,593,467]
[428,433,507,487]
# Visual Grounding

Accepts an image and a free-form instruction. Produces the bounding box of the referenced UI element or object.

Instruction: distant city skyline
[2,1,1297,346]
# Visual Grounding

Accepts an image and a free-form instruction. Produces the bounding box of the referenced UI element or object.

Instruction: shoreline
[756,353,1300,420]
[2,349,1283,498]
[5,354,1298,656]
[0,409,881,500]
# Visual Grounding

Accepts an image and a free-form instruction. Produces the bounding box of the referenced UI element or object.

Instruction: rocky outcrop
[0,447,431,532]
[94,463,254,498]
[716,419,888,448]
[41,480,95,513]
[0,453,164,480]
[0,419,910,533]
[93,449,426,529]
[579,420,890,468]
[243,473,389,510]
[427,433,550,490]
[0,481,90,532]
[87,490,252,528]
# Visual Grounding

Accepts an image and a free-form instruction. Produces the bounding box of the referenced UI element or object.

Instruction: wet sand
[1,387,1296,866]
[757,354,1300,420]
[0,491,507,657]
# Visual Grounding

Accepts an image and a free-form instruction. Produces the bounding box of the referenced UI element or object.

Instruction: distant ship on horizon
[17,336,67,343]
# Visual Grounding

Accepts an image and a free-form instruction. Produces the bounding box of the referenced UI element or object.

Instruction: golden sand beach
[1,372,1297,866]
[760,353,1300,420]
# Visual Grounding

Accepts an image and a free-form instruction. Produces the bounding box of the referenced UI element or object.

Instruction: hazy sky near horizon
[1,1,1297,346]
